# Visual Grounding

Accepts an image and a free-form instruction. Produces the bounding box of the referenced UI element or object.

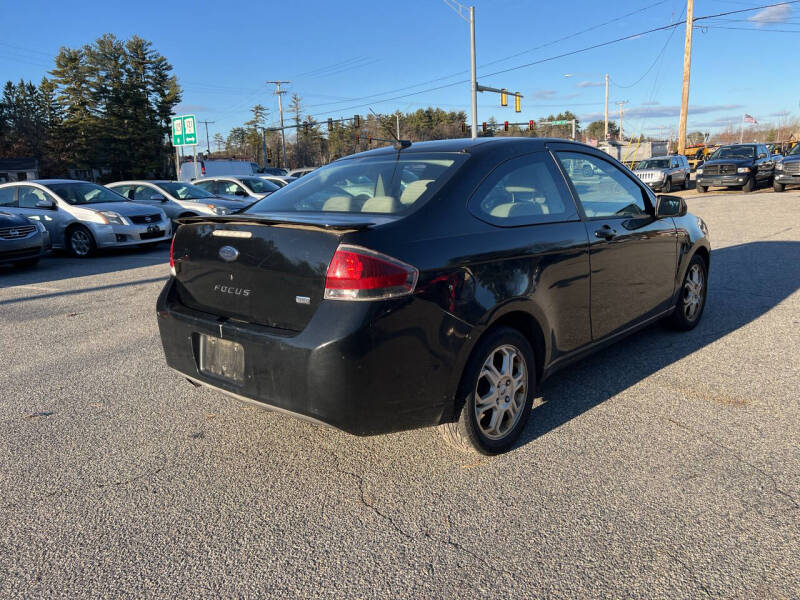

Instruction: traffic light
[328,118,333,130]
[461,122,466,134]
[500,89,508,107]
[482,122,487,133]
[504,121,509,132]
[368,136,373,145]
[514,92,521,113]
[354,115,360,128]
[355,134,360,144]
[529,120,535,130]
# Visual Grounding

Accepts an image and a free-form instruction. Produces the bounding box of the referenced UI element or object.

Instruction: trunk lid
[171,214,389,331]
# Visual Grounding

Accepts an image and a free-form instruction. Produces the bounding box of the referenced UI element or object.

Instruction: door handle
[594,225,617,240]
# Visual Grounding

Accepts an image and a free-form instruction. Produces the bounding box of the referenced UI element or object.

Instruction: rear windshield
[240,177,280,194]
[44,182,125,205]
[245,153,464,215]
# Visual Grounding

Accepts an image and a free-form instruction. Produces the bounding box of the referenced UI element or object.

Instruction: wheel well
[694,245,710,270]
[487,311,546,385]
[65,222,89,236]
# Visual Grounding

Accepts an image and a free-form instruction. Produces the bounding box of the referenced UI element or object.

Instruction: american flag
[744,114,758,124]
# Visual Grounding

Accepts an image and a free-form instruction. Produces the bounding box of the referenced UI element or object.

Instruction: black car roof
[340,137,596,160]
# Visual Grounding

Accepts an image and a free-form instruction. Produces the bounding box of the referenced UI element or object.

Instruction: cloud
[769,110,790,117]
[579,103,743,123]
[577,80,604,88]
[641,100,660,106]
[748,3,792,26]
[530,89,557,100]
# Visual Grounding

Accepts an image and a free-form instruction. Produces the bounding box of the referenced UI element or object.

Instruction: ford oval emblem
[218,245,239,262]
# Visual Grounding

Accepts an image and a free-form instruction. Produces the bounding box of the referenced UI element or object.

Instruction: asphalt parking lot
[1,190,798,598]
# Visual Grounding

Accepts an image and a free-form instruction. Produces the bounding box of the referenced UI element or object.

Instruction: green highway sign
[550,120,570,126]
[172,114,197,146]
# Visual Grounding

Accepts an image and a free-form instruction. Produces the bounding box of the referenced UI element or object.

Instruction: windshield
[158,182,215,199]
[711,146,756,160]
[245,153,465,215]
[788,144,800,156]
[44,182,126,205]
[262,168,287,176]
[240,177,280,194]
[637,159,669,170]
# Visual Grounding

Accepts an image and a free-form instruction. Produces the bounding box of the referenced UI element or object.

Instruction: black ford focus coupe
[158,138,710,454]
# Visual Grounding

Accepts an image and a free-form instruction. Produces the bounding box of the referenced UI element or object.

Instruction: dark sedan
[696,143,774,193]
[0,208,50,267]
[158,138,710,455]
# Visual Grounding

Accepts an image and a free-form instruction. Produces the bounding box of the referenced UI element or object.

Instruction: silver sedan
[0,180,171,257]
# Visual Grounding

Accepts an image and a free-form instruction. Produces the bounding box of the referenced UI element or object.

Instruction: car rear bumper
[156,278,473,435]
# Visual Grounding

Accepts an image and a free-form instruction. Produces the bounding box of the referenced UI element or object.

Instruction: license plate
[199,335,244,384]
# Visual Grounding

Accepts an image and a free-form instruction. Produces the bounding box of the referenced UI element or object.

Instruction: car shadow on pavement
[518,240,800,447]
[0,242,170,288]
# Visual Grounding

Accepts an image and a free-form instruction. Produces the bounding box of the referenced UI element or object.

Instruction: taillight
[169,236,176,276]
[324,245,418,301]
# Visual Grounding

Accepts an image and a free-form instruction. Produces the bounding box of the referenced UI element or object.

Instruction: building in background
[0,158,39,183]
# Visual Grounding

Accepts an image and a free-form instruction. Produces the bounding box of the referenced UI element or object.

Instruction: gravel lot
[1,190,798,598]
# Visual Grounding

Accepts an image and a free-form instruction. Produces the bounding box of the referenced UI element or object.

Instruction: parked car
[286,167,316,178]
[772,143,800,192]
[180,159,262,182]
[0,180,170,257]
[258,175,297,188]
[158,138,710,455]
[261,167,288,176]
[0,208,50,267]
[107,180,243,225]
[633,155,690,192]
[191,176,280,202]
[695,143,774,193]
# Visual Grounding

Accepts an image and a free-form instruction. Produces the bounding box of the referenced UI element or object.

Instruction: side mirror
[234,188,247,196]
[655,194,686,218]
[35,198,57,210]
[758,153,767,159]
[150,193,167,202]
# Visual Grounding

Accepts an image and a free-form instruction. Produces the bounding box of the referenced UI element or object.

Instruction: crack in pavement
[666,418,799,510]
[662,548,713,598]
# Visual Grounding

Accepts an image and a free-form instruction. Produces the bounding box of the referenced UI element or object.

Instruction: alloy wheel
[474,344,528,440]
[682,263,705,321]
[70,229,92,256]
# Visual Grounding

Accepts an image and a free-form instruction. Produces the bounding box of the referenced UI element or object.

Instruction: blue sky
[1,0,798,143]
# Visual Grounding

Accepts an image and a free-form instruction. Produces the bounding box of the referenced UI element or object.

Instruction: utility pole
[604,73,610,141]
[616,101,628,142]
[444,1,477,138]
[396,110,401,139]
[199,120,215,154]
[677,0,694,155]
[267,81,290,168]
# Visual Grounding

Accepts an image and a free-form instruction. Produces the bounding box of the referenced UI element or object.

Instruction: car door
[552,147,678,340]
[756,145,772,182]
[218,179,250,200]
[466,151,591,359]
[14,185,63,239]
[131,184,179,220]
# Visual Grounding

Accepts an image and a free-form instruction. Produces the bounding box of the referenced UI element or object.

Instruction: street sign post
[172,115,198,179]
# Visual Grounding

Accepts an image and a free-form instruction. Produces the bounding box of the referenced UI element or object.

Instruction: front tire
[439,327,535,455]
[774,180,786,192]
[742,176,755,193]
[663,177,672,193]
[667,254,707,331]
[67,225,96,258]
[697,184,707,194]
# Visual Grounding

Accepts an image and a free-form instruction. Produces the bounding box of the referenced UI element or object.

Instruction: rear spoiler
[175,213,389,231]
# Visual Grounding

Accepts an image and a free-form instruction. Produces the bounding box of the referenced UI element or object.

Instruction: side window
[111,185,132,199]
[220,181,245,195]
[133,185,155,201]
[194,181,215,193]
[18,186,53,208]
[468,152,578,226]
[556,151,649,219]
[0,186,16,207]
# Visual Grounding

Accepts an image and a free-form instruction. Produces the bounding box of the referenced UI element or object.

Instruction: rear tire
[684,175,690,190]
[742,176,755,193]
[439,327,535,455]
[773,180,785,192]
[663,177,672,193]
[667,254,707,331]
[696,184,707,194]
[66,225,96,258]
